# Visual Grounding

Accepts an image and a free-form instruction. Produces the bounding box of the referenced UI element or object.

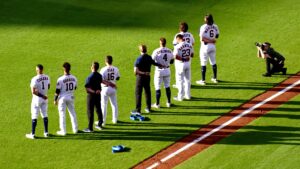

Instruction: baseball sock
[43,117,48,133]
[32,119,37,135]
[201,66,206,81]
[156,90,161,105]
[212,64,217,79]
[166,87,171,103]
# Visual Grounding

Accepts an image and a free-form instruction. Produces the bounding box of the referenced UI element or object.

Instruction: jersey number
[41,82,45,90]
[185,38,190,43]
[108,73,115,80]
[65,83,74,91]
[182,49,191,57]
[209,30,214,38]
[163,54,168,62]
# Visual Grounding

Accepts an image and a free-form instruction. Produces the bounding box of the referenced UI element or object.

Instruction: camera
[255,42,265,50]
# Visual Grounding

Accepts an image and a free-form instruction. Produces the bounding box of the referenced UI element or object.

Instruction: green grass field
[0,0,299,168]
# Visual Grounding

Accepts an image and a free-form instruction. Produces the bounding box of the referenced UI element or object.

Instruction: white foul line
[147,79,300,169]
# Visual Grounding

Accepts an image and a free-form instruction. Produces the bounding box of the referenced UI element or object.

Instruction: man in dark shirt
[83,62,103,132]
[131,44,162,115]
[257,42,286,77]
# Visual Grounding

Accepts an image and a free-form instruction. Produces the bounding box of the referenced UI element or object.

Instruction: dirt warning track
[132,73,300,169]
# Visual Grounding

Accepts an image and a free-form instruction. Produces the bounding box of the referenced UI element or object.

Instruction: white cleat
[173,97,183,102]
[144,108,150,113]
[82,128,93,133]
[166,102,171,108]
[25,133,35,139]
[151,104,160,109]
[95,125,103,131]
[211,78,218,83]
[44,132,49,138]
[196,80,206,85]
[184,96,191,100]
[56,131,66,136]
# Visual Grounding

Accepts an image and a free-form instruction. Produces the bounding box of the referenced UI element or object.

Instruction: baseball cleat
[282,68,287,75]
[173,97,183,101]
[82,128,93,133]
[25,133,35,139]
[44,132,49,138]
[196,80,206,85]
[166,102,171,108]
[151,104,160,109]
[144,108,150,113]
[56,131,66,136]
[211,78,218,83]
[184,96,191,100]
[262,73,271,77]
[131,110,141,116]
[95,125,103,131]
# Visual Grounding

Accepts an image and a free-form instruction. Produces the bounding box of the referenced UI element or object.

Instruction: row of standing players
[26,14,219,139]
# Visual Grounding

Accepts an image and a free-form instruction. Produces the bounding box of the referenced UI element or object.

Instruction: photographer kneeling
[256,42,287,77]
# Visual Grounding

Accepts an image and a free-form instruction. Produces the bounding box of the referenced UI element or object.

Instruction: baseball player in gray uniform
[26,64,50,139]
[151,37,174,108]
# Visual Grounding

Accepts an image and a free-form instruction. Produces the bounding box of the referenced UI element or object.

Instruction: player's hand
[42,95,48,100]
[54,101,58,105]
[95,90,101,94]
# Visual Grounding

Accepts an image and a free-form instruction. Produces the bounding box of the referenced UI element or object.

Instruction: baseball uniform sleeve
[172,33,178,46]
[56,78,62,90]
[173,45,179,57]
[30,78,37,88]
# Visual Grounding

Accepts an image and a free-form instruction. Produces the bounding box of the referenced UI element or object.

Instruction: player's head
[91,61,99,71]
[106,55,113,65]
[179,22,188,32]
[160,37,166,47]
[204,14,214,25]
[139,44,147,54]
[176,34,184,43]
[63,62,71,74]
[36,64,43,74]
[262,42,271,51]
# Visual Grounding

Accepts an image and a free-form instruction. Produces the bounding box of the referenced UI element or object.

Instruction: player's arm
[32,87,48,100]
[134,67,150,76]
[54,88,60,105]
[102,80,116,88]
[202,37,216,43]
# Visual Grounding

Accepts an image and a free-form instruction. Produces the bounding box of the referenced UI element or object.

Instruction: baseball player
[26,64,50,139]
[173,34,194,101]
[151,37,174,108]
[54,62,78,136]
[172,22,195,88]
[196,14,220,85]
[100,55,120,125]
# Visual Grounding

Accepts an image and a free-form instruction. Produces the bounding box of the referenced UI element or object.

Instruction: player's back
[173,32,195,46]
[31,74,50,100]
[152,47,173,67]
[57,74,77,98]
[175,42,194,60]
[199,24,219,41]
[100,66,120,85]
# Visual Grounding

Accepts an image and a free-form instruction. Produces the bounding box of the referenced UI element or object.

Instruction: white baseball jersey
[173,32,195,46]
[100,65,120,125]
[173,41,194,61]
[199,23,219,66]
[199,24,219,46]
[56,74,77,98]
[100,66,120,86]
[152,47,173,72]
[30,74,50,103]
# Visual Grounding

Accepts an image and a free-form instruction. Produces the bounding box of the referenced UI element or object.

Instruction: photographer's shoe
[282,68,287,75]
[262,73,271,77]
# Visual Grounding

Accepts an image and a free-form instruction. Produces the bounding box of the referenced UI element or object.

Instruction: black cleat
[282,68,287,75]
[262,73,271,77]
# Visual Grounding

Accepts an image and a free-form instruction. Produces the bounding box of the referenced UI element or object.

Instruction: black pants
[135,75,151,112]
[87,94,102,130]
[266,58,284,74]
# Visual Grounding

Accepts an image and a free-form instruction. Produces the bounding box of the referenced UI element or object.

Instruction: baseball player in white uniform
[26,64,50,139]
[173,34,194,101]
[54,62,78,136]
[151,37,174,108]
[100,56,120,125]
[172,22,195,89]
[196,14,220,85]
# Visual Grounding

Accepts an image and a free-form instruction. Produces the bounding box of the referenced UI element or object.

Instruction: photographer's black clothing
[264,48,285,74]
